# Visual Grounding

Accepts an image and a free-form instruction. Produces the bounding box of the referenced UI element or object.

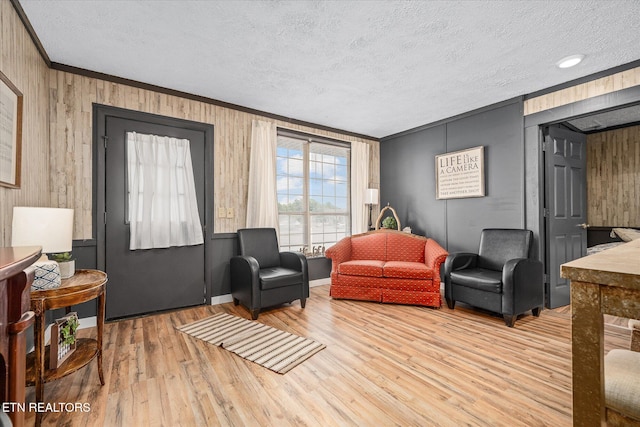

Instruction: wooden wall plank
[524,67,640,115]
[48,69,380,238]
[0,0,50,246]
[587,125,640,227]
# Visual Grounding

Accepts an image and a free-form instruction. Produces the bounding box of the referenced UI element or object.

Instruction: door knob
[576,223,590,229]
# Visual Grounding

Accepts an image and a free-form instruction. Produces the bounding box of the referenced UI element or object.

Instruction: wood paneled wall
[49,71,380,238]
[524,66,640,115]
[0,0,50,246]
[587,125,640,227]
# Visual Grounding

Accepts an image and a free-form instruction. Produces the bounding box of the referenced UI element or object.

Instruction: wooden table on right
[561,238,640,426]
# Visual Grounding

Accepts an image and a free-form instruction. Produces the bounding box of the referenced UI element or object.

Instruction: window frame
[277,129,351,254]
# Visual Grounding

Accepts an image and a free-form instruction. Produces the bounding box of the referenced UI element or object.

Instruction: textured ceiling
[19,0,640,138]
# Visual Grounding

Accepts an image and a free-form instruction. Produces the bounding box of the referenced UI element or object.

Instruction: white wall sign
[435,146,485,199]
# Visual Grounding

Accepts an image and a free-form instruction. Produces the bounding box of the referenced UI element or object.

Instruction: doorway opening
[542,103,640,308]
[93,105,214,320]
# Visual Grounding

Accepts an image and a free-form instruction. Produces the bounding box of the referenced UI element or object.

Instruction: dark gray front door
[544,126,587,308]
[105,117,206,319]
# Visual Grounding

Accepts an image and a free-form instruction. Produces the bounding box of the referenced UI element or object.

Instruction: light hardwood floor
[25,285,630,426]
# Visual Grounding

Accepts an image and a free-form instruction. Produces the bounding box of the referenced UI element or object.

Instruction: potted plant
[50,251,75,279]
[381,216,398,230]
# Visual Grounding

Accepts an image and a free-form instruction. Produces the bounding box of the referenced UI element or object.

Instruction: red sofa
[324,230,448,308]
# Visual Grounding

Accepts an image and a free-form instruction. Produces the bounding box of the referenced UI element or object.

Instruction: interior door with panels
[544,125,587,309]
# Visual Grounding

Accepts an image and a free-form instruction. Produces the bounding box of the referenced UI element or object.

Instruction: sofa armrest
[501,258,543,315]
[324,237,352,273]
[425,239,449,287]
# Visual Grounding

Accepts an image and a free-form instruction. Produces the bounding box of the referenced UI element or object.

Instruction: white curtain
[127,132,204,250]
[350,140,370,234]
[246,120,279,233]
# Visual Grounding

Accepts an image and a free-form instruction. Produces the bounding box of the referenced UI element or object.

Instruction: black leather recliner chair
[230,228,309,320]
[443,228,543,327]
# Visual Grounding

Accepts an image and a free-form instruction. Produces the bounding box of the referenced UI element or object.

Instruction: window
[277,131,350,254]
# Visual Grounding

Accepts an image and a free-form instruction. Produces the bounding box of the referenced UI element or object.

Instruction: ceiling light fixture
[556,54,585,69]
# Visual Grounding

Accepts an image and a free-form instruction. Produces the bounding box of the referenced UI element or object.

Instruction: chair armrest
[501,258,543,315]
[425,239,449,288]
[280,252,309,297]
[444,253,478,276]
[280,252,308,275]
[443,253,478,301]
[230,255,261,307]
[324,237,352,273]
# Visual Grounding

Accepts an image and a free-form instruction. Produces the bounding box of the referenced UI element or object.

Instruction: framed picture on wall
[0,70,23,188]
[435,146,485,199]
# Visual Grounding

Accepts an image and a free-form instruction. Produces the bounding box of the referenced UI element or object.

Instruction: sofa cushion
[351,233,386,261]
[383,261,432,280]
[386,233,426,263]
[338,260,385,277]
[449,268,502,293]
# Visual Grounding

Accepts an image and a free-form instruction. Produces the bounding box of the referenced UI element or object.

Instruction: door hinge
[543,208,550,217]
[543,273,549,283]
[542,140,550,152]
[102,135,108,149]
[104,212,107,225]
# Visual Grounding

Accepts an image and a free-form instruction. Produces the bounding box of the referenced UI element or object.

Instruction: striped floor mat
[176,313,325,374]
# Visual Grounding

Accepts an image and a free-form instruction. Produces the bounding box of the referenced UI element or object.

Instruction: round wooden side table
[26,269,107,426]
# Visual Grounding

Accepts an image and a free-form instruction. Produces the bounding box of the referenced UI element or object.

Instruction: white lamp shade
[365,188,379,205]
[11,207,74,253]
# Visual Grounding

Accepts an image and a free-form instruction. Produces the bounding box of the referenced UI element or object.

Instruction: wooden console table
[0,246,40,427]
[561,239,640,426]
[26,269,107,426]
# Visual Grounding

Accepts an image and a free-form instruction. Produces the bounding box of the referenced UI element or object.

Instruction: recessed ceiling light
[556,54,585,69]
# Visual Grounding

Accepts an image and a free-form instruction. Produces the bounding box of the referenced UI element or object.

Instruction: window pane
[336,182,347,197]
[323,181,335,196]
[289,177,304,195]
[288,158,304,177]
[309,196,321,212]
[310,179,322,196]
[335,165,348,181]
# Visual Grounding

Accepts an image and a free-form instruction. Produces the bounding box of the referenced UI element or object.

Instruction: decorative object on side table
[375,203,401,230]
[49,251,75,279]
[49,312,78,369]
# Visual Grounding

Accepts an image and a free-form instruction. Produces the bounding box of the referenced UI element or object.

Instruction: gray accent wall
[381,99,525,253]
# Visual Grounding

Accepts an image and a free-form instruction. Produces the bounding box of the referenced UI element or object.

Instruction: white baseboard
[208,278,330,306]
[210,294,234,305]
[310,278,330,287]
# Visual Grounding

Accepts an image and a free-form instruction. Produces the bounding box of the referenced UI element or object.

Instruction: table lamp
[365,188,379,231]
[11,207,75,278]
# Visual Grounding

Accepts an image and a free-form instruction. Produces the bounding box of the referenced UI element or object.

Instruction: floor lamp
[365,188,379,231]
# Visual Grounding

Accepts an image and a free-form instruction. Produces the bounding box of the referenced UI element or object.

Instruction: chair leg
[233,298,239,306]
[532,306,542,317]
[251,309,259,320]
[445,298,455,309]
[503,314,517,327]
[300,298,306,308]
